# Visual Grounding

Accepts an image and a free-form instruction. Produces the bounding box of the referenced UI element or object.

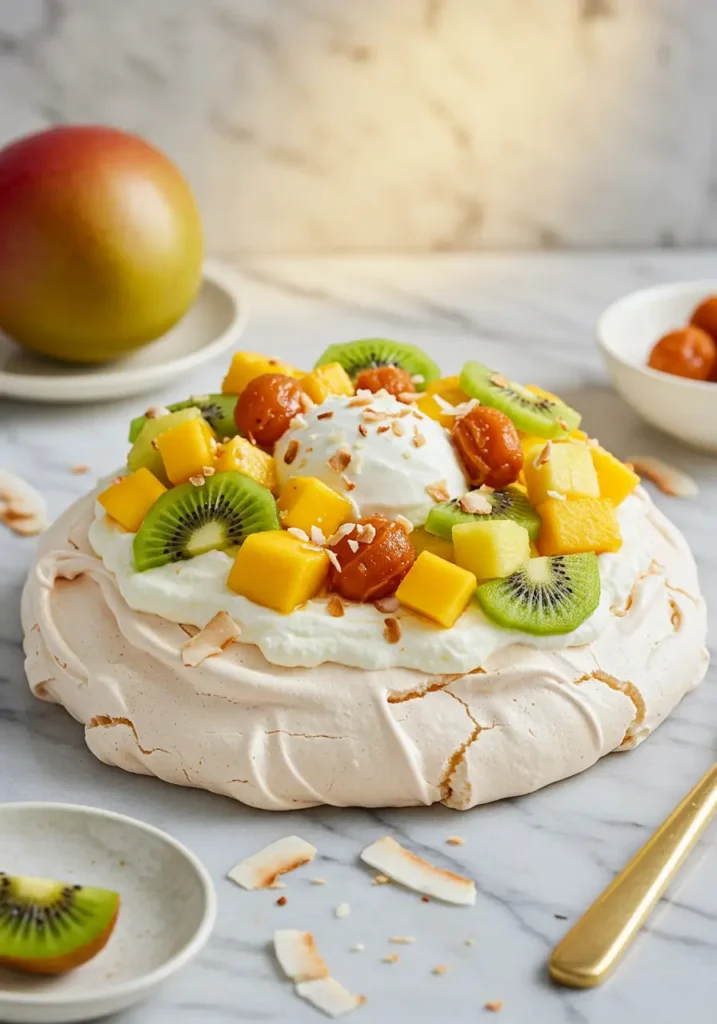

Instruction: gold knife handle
[549,762,717,988]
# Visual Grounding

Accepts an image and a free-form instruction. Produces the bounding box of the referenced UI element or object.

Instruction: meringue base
[22,494,708,811]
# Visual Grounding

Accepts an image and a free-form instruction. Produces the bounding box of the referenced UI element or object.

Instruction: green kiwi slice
[128,394,238,444]
[476,553,600,635]
[133,471,279,571]
[425,487,541,542]
[460,362,581,438]
[315,339,439,390]
[127,407,204,482]
[0,873,119,975]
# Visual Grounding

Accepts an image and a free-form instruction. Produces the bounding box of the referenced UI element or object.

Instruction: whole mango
[0,126,203,363]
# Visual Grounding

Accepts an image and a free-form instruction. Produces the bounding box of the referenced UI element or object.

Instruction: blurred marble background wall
[2,0,716,254]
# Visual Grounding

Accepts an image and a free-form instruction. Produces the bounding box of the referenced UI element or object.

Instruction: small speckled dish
[0,803,216,1024]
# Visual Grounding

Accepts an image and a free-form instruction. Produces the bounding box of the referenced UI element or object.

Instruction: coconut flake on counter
[626,456,698,498]
[228,836,317,890]
[296,978,366,1018]
[275,931,366,1018]
[0,469,48,537]
[360,837,476,905]
[181,611,241,667]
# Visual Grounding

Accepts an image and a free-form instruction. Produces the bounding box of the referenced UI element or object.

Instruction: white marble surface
[1,251,717,1023]
[3,0,717,252]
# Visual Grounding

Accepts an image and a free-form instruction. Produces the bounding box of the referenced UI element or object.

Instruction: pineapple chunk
[222,352,302,395]
[417,375,469,427]
[216,436,278,494]
[278,477,353,537]
[591,446,640,506]
[452,520,530,579]
[98,468,166,533]
[396,551,476,628]
[523,440,599,505]
[537,497,622,556]
[157,418,216,485]
[411,528,455,563]
[227,530,329,613]
[301,363,354,404]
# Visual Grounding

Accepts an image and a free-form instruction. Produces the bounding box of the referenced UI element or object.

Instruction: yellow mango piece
[278,477,353,537]
[216,436,278,494]
[98,468,166,533]
[227,530,329,613]
[396,550,476,628]
[523,440,599,505]
[537,497,622,556]
[591,446,640,506]
[453,520,530,579]
[417,376,469,428]
[157,418,216,485]
[519,433,546,461]
[301,363,354,404]
[222,351,302,395]
[411,528,455,563]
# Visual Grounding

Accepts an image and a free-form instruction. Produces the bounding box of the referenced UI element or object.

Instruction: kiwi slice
[127,407,205,482]
[133,470,279,571]
[0,873,119,975]
[128,394,237,444]
[460,362,581,438]
[476,552,600,635]
[425,487,541,542]
[315,339,439,390]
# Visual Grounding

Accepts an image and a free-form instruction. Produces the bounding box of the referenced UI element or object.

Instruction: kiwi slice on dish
[476,552,600,636]
[127,407,205,482]
[133,471,279,571]
[315,339,439,390]
[425,487,541,542]
[0,873,119,975]
[128,394,237,444]
[460,362,581,438]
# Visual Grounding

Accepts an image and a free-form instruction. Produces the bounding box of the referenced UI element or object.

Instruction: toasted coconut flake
[311,525,327,547]
[328,522,356,546]
[229,836,317,890]
[0,470,48,536]
[296,977,366,1018]
[484,1001,504,1013]
[360,837,476,905]
[334,903,350,919]
[626,456,698,498]
[432,964,450,976]
[451,398,480,419]
[317,410,334,421]
[284,439,301,465]
[458,491,492,515]
[389,936,415,944]
[382,953,400,964]
[534,441,552,469]
[290,414,308,430]
[394,514,414,534]
[397,391,420,403]
[181,611,241,667]
[188,474,205,487]
[391,420,406,437]
[362,409,385,422]
[426,480,450,503]
[383,618,401,644]
[557,417,569,431]
[356,523,376,544]
[341,473,356,493]
[546,490,566,500]
[348,395,373,408]
[326,549,342,573]
[358,423,369,437]
[327,596,345,618]
[328,447,352,473]
[299,392,315,413]
[347,539,359,553]
[374,594,400,614]
[446,836,465,846]
[288,527,310,543]
[274,929,330,983]
[145,405,170,419]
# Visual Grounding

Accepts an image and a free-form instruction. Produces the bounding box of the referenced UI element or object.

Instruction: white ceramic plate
[0,803,216,1024]
[0,260,247,403]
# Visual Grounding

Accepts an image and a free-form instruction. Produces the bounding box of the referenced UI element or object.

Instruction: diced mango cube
[301,363,354,404]
[98,468,166,533]
[216,436,278,494]
[452,520,530,579]
[396,551,476,628]
[227,530,329,613]
[537,497,622,556]
[278,477,353,537]
[222,352,302,395]
[523,441,599,505]
[591,446,640,506]
[411,528,455,563]
[157,418,216,485]
[417,375,469,427]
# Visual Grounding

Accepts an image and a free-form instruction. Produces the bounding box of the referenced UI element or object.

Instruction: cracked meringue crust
[22,490,708,810]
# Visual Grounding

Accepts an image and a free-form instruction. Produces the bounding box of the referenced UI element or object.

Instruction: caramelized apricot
[329,514,415,602]
[354,365,416,397]
[452,406,523,489]
[234,373,305,448]
[690,296,717,342]
[648,327,716,382]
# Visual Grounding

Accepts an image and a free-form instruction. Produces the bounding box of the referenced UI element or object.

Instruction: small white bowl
[0,803,216,1024]
[597,280,717,452]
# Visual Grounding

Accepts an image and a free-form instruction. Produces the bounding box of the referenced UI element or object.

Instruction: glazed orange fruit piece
[234,373,305,448]
[354,365,415,397]
[452,406,523,489]
[329,514,416,602]
[648,326,716,381]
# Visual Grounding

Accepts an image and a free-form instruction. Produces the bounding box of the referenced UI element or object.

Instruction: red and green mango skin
[0,125,203,363]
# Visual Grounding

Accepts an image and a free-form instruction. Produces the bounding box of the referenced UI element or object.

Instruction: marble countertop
[1,252,716,1023]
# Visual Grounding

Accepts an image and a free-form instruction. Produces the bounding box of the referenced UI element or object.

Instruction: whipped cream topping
[274,393,467,525]
[88,488,655,673]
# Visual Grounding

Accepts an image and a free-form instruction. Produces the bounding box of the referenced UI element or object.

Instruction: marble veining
[3,1,717,252]
[1,252,716,1022]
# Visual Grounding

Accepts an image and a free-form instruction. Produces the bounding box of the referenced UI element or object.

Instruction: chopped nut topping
[432,964,450,976]
[150,438,160,450]
[391,420,406,437]
[374,595,400,613]
[202,465,215,477]
[348,539,359,553]
[546,489,566,500]
[412,431,427,448]
[377,424,391,434]
[328,447,352,473]
[341,474,356,492]
[279,510,289,522]
[70,464,90,474]
[287,527,310,542]
[446,836,465,846]
[348,395,373,407]
[327,596,345,618]
[557,417,569,431]
[276,896,287,906]
[399,406,413,418]
[372,875,390,885]
[390,936,415,944]
[459,491,492,514]
[328,522,356,546]
[289,414,308,430]
[382,953,400,964]
[394,514,414,534]
[311,878,327,885]
[326,549,342,573]
[490,373,510,388]
[317,410,334,420]
[484,1001,504,1012]
[534,440,552,468]
[362,409,385,422]
[284,439,301,465]
[426,480,450,502]
[189,475,205,487]
[356,523,376,544]
[299,392,314,412]
[397,392,420,403]
[383,617,401,644]
[358,423,369,437]
[310,525,327,546]
[145,405,170,419]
